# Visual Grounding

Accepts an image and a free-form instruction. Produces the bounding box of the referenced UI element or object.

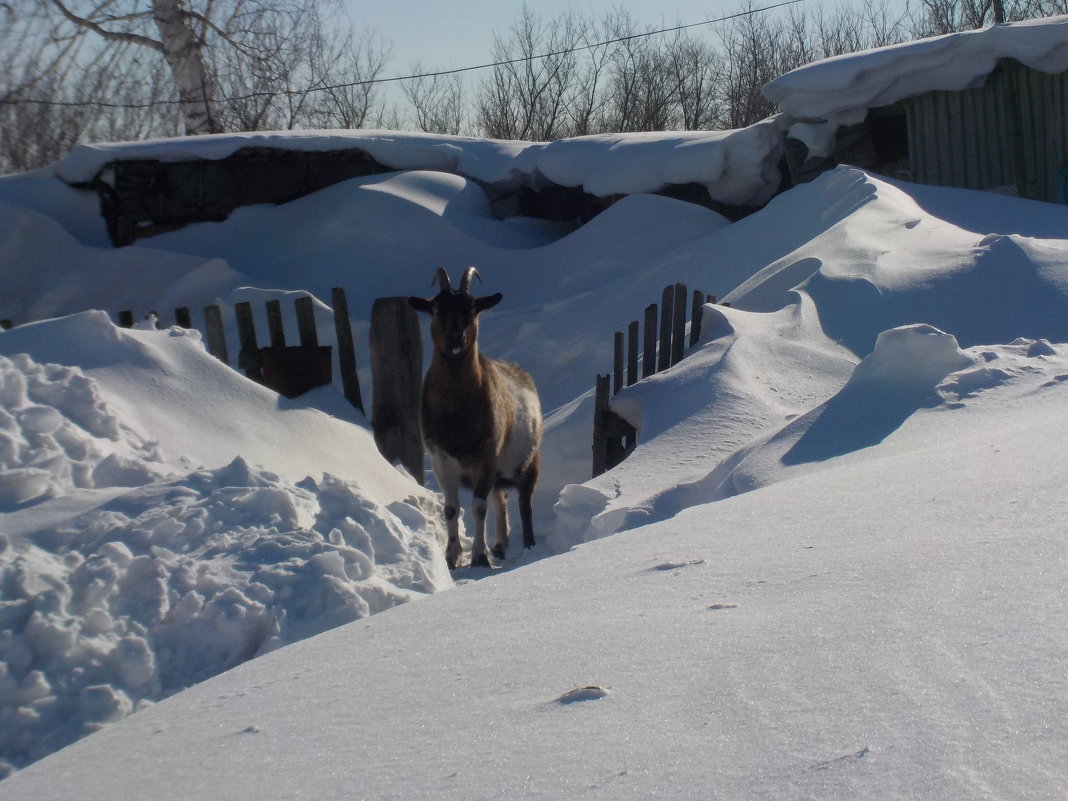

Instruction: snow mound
[0,458,448,775]
[0,353,167,506]
[0,204,242,325]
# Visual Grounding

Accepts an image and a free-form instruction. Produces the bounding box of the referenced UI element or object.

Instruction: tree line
[2,0,1065,174]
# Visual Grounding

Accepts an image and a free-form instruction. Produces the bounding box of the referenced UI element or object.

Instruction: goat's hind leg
[518,455,539,549]
[490,488,509,560]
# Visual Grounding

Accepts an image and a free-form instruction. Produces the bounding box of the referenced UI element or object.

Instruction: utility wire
[2,0,804,110]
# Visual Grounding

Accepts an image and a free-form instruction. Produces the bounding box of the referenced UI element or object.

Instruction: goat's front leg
[431,452,462,569]
[469,472,494,568]
[490,488,509,560]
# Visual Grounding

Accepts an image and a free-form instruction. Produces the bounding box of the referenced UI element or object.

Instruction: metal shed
[903,58,1068,202]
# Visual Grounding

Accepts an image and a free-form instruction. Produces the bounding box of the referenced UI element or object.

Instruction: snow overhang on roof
[762,14,1068,124]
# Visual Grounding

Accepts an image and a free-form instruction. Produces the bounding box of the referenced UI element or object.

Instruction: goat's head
[409,267,502,360]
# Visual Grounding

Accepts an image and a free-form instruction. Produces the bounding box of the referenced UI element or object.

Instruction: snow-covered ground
[1,111,1068,795]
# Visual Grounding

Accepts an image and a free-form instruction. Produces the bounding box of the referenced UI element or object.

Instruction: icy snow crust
[0,122,1067,797]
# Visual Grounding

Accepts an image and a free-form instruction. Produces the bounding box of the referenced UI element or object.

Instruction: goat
[409,267,542,569]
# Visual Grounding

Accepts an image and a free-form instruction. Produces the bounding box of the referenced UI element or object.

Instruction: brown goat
[409,267,542,569]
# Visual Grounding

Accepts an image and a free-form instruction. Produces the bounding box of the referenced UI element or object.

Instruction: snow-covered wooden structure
[54,15,1068,246]
[766,15,1068,203]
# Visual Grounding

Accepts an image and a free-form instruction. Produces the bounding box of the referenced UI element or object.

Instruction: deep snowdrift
[1,132,1067,792]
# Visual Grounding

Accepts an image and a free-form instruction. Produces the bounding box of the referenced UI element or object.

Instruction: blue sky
[350,0,762,73]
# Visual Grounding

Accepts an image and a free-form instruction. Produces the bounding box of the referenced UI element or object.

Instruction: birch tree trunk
[150,0,223,134]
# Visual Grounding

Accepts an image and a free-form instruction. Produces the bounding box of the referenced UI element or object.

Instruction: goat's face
[410,268,502,361]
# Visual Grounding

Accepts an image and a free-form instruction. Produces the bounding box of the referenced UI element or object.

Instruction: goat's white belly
[498,382,541,479]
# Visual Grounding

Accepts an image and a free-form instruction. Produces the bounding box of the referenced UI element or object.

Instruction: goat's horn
[460,267,482,294]
[432,268,452,292]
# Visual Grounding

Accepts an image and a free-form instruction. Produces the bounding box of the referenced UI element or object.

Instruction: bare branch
[47,0,162,51]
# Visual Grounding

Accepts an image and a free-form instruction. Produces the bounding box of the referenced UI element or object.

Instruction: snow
[1,112,1068,797]
[47,122,784,209]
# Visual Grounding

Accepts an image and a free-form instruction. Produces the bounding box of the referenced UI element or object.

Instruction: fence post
[613,331,624,394]
[658,285,674,373]
[331,287,365,415]
[203,305,229,364]
[174,307,191,328]
[295,296,318,346]
[369,297,424,484]
[592,374,610,477]
[643,304,657,379]
[626,320,639,387]
[671,282,687,366]
[690,289,704,347]
[235,301,262,381]
[265,300,285,347]
[591,373,638,478]
[118,310,134,328]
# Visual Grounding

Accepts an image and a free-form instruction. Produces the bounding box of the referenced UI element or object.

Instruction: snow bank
[0,204,242,325]
[4,356,1068,800]
[549,167,1068,548]
[0,455,447,774]
[0,352,167,505]
[0,313,450,775]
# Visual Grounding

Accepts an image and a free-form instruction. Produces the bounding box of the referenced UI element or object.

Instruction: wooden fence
[592,283,723,477]
[113,290,426,484]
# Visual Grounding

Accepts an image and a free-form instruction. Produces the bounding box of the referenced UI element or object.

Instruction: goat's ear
[409,296,433,314]
[475,293,503,314]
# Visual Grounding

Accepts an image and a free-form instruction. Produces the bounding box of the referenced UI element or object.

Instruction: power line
[1,0,804,110]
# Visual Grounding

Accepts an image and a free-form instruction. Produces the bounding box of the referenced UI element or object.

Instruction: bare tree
[26,0,388,138]
[43,0,224,134]
[404,68,466,135]
[476,4,584,140]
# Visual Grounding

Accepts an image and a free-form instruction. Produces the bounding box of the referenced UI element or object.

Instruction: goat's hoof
[523,539,535,550]
[491,543,507,560]
[470,553,491,569]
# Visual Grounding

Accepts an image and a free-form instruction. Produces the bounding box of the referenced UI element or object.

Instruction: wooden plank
[331,287,364,414]
[370,297,424,484]
[295,296,318,347]
[235,301,262,381]
[690,289,703,346]
[657,285,674,373]
[592,374,610,478]
[626,320,639,387]
[642,304,657,379]
[266,300,285,348]
[613,331,624,394]
[670,282,687,366]
[203,305,229,364]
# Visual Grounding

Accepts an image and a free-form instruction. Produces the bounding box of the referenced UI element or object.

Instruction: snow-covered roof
[763,14,1068,122]
[56,124,784,208]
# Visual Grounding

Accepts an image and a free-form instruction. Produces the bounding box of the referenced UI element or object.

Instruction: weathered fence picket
[369,297,424,484]
[331,287,364,414]
[203,305,229,364]
[117,289,362,405]
[592,281,717,477]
